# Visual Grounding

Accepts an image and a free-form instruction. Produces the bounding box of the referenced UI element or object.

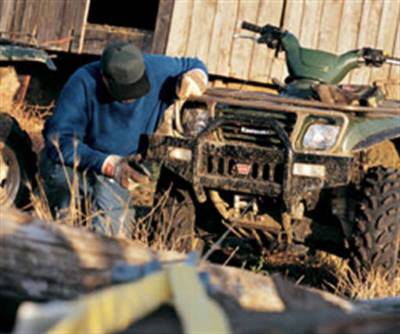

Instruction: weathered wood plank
[0,0,15,33]
[317,0,344,53]
[185,0,217,64]
[299,0,323,49]
[39,0,89,52]
[336,0,363,84]
[2,0,88,52]
[8,0,25,35]
[229,0,259,80]
[216,1,240,77]
[337,0,364,54]
[152,0,176,54]
[10,0,36,44]
[250,0,285,83]
[388,22,400,99]
[282,0,304,37]
[72,0,90,53]
[370,1,400,85]
[81,24,153,55]
[350,0,384,85]
[165,0,194,56]
[207,0,239,76]
[206,0,225,73]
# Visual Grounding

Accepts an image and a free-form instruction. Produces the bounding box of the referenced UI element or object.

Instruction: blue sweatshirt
[43,55,207,173]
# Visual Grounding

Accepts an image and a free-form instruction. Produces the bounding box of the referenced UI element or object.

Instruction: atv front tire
[0,113,36,207]
[350,167,400,278]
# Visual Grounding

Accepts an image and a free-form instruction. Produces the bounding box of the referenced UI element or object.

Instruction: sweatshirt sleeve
[167,56,208,78]
[43,70,108,173]
[148,55,208,99]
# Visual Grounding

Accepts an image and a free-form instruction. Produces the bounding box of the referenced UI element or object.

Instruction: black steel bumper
[146,118,353,208]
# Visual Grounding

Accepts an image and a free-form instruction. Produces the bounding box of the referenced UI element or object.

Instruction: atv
[0,41,56,207]
[145,22,400,278]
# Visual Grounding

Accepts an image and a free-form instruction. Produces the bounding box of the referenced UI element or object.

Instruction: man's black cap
[101,42,150,101]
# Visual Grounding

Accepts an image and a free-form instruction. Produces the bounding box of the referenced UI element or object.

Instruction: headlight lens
[303,124,340,150]
[181,106,209,136]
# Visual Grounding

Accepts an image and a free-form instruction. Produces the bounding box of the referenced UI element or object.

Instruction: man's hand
[102,154,151,189]
[176,69,208,100]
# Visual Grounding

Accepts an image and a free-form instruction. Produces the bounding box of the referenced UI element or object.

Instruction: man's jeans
[39,152,135,237]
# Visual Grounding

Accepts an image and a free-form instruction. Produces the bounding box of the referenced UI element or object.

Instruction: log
[0,209,182,300]
[2,209,400,334]
[0,209,355,311]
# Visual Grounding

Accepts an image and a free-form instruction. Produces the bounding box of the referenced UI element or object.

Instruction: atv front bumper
[146,118,353,210]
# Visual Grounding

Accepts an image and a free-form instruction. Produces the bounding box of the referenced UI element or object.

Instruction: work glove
[102,154,151,189]
[176,69,208,100]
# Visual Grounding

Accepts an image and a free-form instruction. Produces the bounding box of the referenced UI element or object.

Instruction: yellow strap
[47,264,231,334]
[48,271,170,334]
[167,264,231,334]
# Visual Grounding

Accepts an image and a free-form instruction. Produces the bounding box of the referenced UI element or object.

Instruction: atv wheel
[349,167,400,278]
[0,113,36,207]
[153,176,197,253]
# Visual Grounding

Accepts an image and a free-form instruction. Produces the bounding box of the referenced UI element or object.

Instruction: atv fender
[342,117,400,153]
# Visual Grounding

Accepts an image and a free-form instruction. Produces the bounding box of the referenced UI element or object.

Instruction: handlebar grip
[241,21,263,33]
[362,48,386,67]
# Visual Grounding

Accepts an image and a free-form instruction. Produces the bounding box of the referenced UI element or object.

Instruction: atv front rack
[203,88,400,117]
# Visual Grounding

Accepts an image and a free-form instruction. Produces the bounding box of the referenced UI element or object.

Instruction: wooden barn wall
[166,0,400,97]
[0,0,89,52]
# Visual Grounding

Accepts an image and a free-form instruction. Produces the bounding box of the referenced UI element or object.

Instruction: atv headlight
[181,105,209,137]
[303,124,340,150]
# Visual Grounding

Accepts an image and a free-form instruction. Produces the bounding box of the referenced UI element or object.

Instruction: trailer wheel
[349,167,400,279]
[0,113,36,207]
[152,171,197,253]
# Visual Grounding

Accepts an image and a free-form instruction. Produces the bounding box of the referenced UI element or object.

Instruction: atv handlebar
[240,21,400,84]
[241,21,263,33]
[241,21,400,67]
[241,21,283,50]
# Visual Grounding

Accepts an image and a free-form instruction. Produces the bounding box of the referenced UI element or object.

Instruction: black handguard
[257,24,283,50]
[362,48,386,67]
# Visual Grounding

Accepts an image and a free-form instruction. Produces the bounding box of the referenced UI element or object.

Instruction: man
[40,42,208,237]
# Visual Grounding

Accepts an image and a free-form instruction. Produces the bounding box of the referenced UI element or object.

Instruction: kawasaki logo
[240,127,271,135]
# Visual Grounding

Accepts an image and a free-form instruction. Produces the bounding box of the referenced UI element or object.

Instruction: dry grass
[337,268,400,300]
[315,252,400,300]
[256,249,400,300]
[3,102,52,152]
[30,151,99,229]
